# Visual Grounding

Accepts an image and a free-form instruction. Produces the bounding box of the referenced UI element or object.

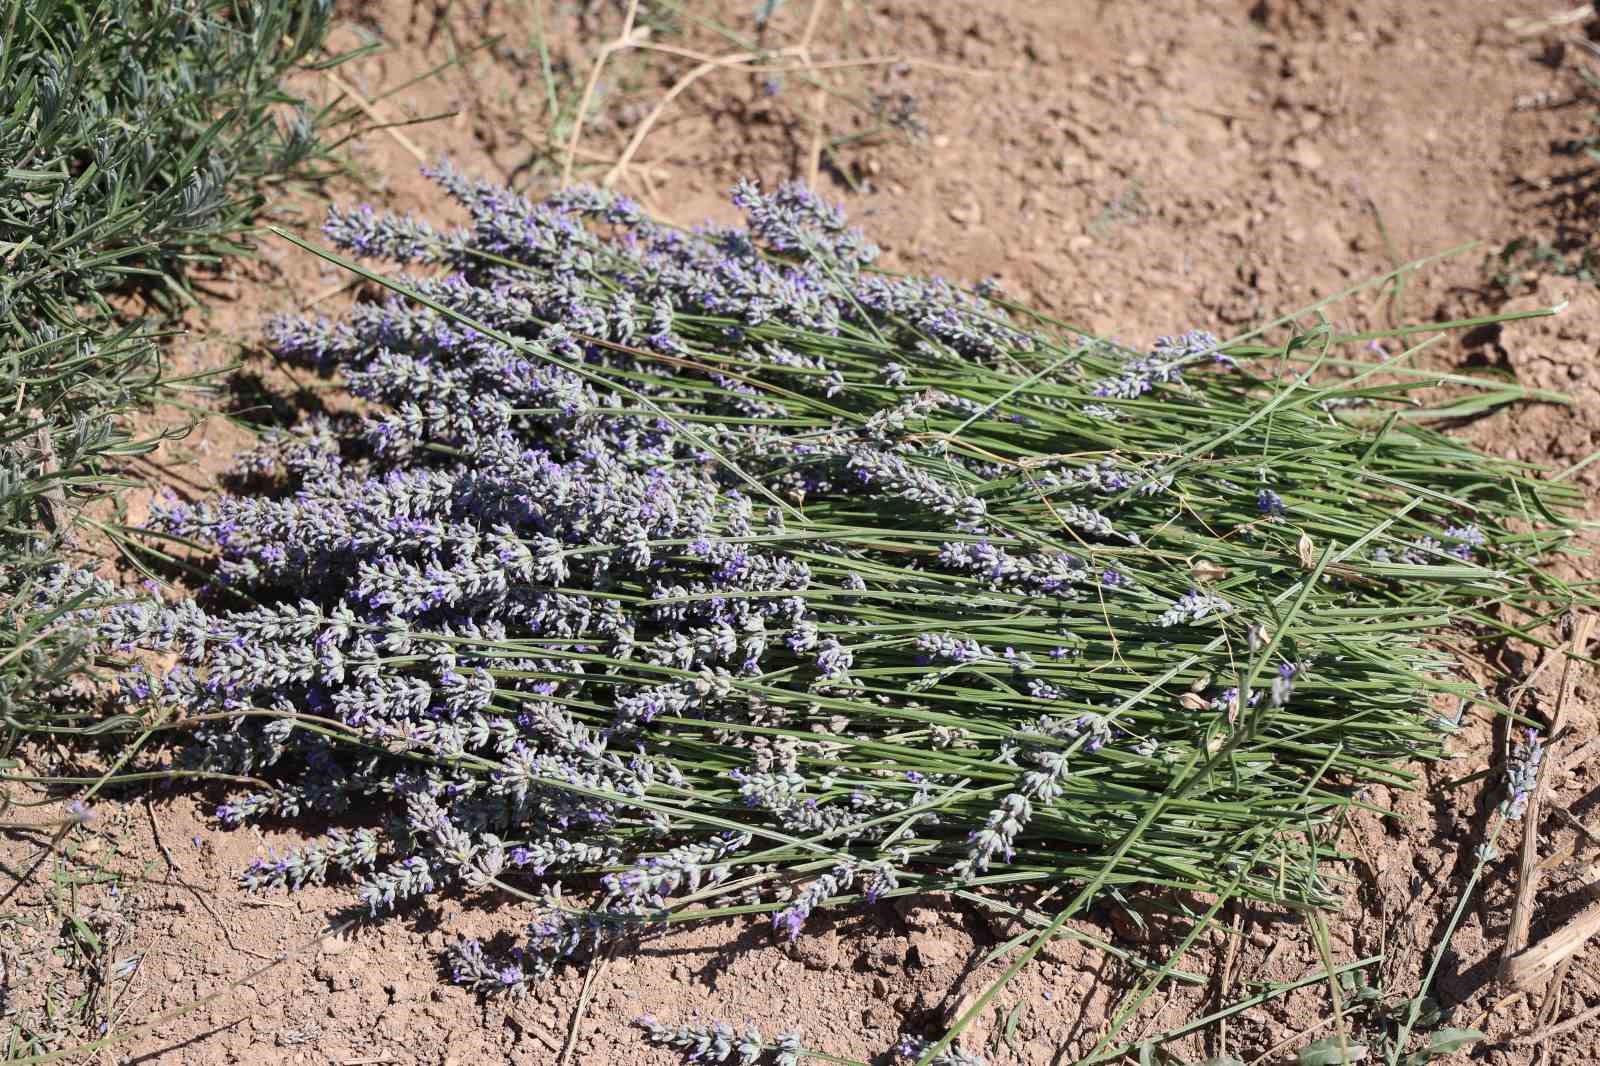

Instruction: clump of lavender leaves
[94,164,1585,997]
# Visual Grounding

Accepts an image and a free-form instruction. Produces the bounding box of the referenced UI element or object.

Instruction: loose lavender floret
[1270,661,1303,708]
[772,864,855,941]
[894,1034,989,1066]
[1374,523,1491,566]
[1157,589,1231,627]
[1446,523,1488,561]
[916,633,993,665]
[1503,728,1544,820]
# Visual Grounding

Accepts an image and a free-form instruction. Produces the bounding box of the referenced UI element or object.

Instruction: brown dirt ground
[5,1,1600,1064]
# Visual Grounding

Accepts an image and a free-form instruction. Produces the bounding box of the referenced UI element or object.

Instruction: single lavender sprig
[636,1016,803,1066]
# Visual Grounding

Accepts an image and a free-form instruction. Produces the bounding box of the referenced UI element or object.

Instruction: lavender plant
[2,0,347,746]
[85,167,1589,1015]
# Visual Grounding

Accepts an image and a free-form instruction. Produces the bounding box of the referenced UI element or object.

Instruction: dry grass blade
[601,47,766,187]
[597,5,984,190]
[1504,886,1600,992]
[560,0,644,188]
[799,0,829,188]
[557,945,614,1066]
[1554,805,1600,849]
[27,409,74,549]
[280,28,431,166]
[322,71,428,164]
[1504,5,1595,36]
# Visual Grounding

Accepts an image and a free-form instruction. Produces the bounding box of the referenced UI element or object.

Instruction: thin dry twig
[1505,1000,1600,1044]
[805,80,828,189]
[630,39,989,77]
[301,277,362,310]
[98,951,148,1065]
[1503,614,1596,968]
[1504,5,1596,36]
[1531,954,1575,1066]
[799,0,829,188]
[798,0,828,51]
[240,896,297,910]
[1505,890,1600,992]
[322,71,427,164]
[0,815,77,911]
[556,945,614,1065]
[8,917,357,1064]
[1247,1004,1356,1066]
[28,408,75,548]
[601,44,792,188]
[600,37,985,188]
[1557,734,1600,778]
[1211,903,1243,1054]
[279,31,433,164]
[1554,805,1600,850]
[561,0,644,188]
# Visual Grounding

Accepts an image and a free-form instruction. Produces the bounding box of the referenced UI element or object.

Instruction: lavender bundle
[100,166,1584,996]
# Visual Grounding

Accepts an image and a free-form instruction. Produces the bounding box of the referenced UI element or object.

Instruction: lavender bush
[92,166,1585,1013]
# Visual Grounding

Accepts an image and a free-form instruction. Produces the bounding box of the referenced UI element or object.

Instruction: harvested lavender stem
[94,165,1587,994]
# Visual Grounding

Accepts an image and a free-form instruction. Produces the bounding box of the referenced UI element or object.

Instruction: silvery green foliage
[2,0,336,735]
[97,165,1532,994]
[2,565,123,719]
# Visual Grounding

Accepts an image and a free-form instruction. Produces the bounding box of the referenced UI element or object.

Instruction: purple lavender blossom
[813,637,853,681]
[895,1034,989,1066]
[1446,523,1488,561]
[1503,727,1543,820]
[1157,589,1230,627]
